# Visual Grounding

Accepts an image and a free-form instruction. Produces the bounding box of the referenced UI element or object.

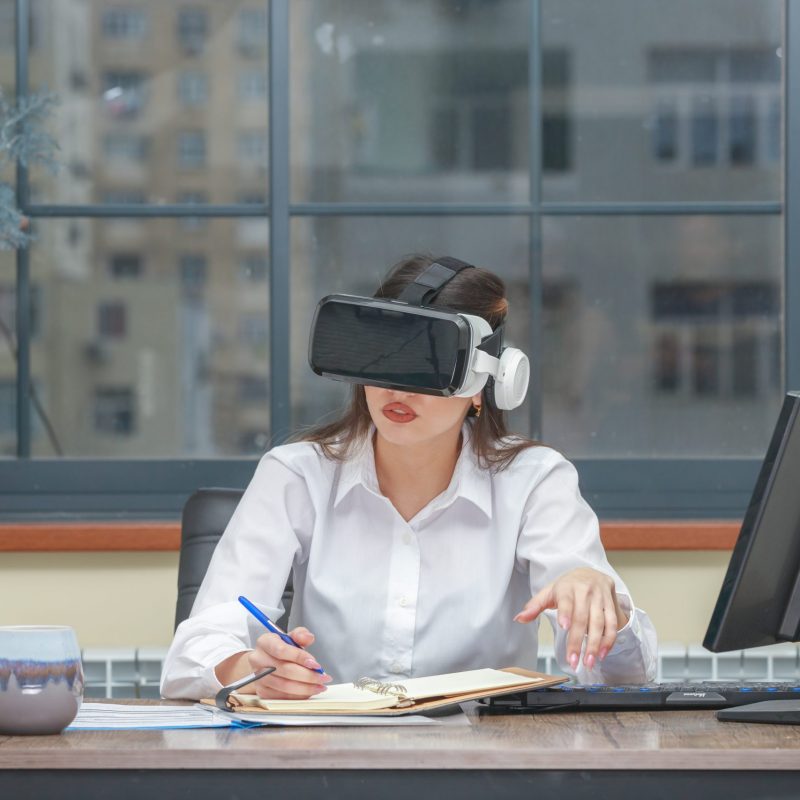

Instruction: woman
[161,254,657,701]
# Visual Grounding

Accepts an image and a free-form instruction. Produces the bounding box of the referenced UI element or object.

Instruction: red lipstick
[382,402,417,424]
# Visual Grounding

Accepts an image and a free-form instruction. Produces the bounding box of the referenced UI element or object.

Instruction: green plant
[0,90,58,249]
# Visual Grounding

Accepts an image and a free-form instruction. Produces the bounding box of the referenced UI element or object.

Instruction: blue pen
[238,595,326,675]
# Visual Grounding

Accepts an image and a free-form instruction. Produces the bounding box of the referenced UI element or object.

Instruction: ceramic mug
[0,626,84,735]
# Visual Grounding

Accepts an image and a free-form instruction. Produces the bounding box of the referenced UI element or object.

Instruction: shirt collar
[333,423,492,519]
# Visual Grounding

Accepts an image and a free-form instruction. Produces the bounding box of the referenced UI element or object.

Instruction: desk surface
[2,701,800,771]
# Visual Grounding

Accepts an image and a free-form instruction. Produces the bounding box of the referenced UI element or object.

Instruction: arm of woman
[160,451,319,700]
[514,453,658,684]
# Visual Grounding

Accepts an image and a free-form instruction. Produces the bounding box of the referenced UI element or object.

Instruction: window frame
[3,0,799,522]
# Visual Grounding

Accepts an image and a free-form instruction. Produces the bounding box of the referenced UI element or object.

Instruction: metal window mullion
[14,0,31,457]
[786,0,800,392]
[269,0,291,445]
[23,204,271,217]
[528,0,543,440]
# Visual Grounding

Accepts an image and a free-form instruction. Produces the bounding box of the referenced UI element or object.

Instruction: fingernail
[513,614,523,622]
[569,653,578,669]
[316,684,327,692]
[585,654,595,669]
[321,673,332,682]
[305,659,321,669]
[559,616,570,630]
[598,647,608,661]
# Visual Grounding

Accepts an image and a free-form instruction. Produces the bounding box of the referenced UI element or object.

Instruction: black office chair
[175,488,293,631]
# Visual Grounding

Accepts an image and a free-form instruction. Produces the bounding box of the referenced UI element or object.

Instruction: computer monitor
[703,390,800,722]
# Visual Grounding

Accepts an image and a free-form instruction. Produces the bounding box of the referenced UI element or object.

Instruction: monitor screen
[703,391,800,652]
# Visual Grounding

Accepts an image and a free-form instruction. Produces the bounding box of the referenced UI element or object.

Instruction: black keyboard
[485,682,800,711]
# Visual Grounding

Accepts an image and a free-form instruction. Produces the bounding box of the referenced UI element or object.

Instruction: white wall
[0,550,729,648]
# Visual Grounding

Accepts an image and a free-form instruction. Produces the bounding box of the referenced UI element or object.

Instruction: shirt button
[398,596,408,607]
[390,662,404,674]
[402,533,412,545]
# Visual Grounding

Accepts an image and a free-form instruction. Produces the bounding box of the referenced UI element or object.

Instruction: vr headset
[308,257,530,411]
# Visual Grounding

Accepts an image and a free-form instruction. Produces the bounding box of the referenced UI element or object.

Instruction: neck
[373,426,463,521]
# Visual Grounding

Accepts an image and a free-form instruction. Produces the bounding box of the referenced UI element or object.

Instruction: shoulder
[487,440,577,490]
[255,440,338,484]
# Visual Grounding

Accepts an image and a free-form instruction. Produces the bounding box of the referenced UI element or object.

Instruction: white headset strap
[471,348,501,377]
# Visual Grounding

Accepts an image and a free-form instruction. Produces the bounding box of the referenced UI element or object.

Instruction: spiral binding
[353,677,408,697]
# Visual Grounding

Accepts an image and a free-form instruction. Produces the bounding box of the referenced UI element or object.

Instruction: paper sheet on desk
[67,703,236,730]
[195,704,445,727]
[65,702,445,729]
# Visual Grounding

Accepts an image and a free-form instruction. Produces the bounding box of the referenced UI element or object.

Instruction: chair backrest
[175,488,293,631]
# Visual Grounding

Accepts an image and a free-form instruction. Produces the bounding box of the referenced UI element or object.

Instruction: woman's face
[364,385,477,449]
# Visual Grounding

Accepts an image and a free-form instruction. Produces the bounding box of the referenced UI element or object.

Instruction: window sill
[0,521,739,552]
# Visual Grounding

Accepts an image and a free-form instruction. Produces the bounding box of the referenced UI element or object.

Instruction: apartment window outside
[103,133,149,164]
[237,132,268,171]
[102,71,148,119]
[179,254,208,296]
[177,191,208,231]
[177,71,208,107]
[101,9,147,40]
[237,8,268,56]
[108,254,143,280]
[93,388,136,436]
[239,254,268,282]
[649,48,781,169]
[177,130,206,169]
[238,70,267,102]
[97,302,127,339]
[177,7,208,55]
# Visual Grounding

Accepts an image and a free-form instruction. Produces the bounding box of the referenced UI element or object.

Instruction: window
[0,380,15,435]
[237,132,268,170]
[177,7,208,55]
[102,71,148,118]
[177,191,208,231]
[101,9,147,39]
[103,134,149,163]
[108,254,143,280]
[2,0,794,521]
[651,281,780,399]
[179,254,208,295]
[237,8,268,56]
[239,254,268,281]
[649,48,781,168]
[177,71,208,107]
[97,303,127,339]
[177,130,206,169]
[238,70,267,102]
[93,388,136,435]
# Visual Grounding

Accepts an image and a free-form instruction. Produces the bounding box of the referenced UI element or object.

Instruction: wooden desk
[2,702,800,799]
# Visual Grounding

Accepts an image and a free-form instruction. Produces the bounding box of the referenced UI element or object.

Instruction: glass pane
[541,215,783,457]
[290,0,530,203]
[541,0,783,202]
[28,217,270,457]
[0,247,15,456]
[290,217,531,434]
[27,1,269,205]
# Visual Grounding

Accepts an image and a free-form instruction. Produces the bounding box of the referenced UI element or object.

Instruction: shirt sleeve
[515,453,658,685]
[160,451,315,700]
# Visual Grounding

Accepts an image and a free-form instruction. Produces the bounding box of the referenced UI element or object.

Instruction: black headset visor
[309,295,473,396]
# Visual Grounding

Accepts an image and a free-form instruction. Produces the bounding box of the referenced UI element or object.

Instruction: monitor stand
[717,700,800,724]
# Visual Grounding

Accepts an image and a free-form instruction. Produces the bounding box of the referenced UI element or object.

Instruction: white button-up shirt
[161,428,658,699]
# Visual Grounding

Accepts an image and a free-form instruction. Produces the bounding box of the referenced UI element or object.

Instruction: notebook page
[232,682,400,712]
[401,668,542,699]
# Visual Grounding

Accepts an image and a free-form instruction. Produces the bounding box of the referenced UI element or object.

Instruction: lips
[382,402,417,424]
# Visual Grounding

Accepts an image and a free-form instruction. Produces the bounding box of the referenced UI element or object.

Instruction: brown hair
[297,254,541,470]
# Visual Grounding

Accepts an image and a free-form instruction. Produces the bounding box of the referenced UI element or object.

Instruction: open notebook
[205,667,567,716]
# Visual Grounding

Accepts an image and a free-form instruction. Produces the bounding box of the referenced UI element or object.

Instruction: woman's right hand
[215,627,331,699]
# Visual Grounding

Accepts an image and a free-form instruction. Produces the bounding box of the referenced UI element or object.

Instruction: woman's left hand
[514,568,629,671]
